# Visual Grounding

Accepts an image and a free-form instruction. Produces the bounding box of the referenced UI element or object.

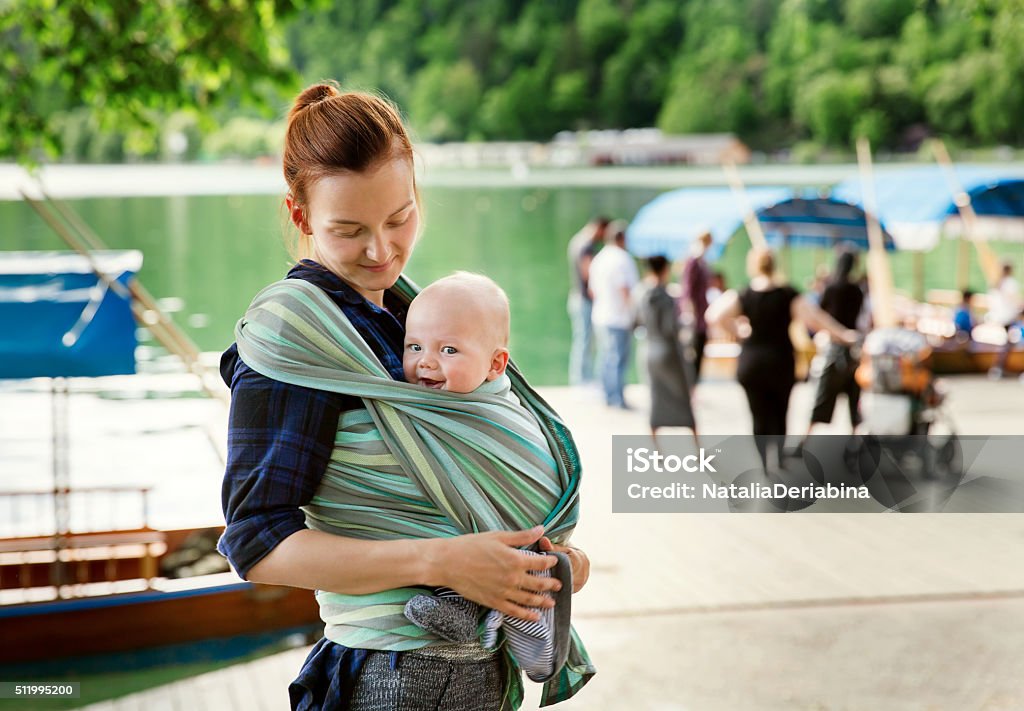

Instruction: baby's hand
[538,536,590,593]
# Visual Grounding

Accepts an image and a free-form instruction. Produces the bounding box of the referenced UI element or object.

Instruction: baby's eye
[441,346,458,355]
[407,343,422,352]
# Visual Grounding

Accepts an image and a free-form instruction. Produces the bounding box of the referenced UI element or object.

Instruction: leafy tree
[843,0,915,38]
[0,0,310,162]
[598,1,683,128]
[794,69,872,145]
[409,60,483,141]
[575,0,627,60]
[9,0,1024,160]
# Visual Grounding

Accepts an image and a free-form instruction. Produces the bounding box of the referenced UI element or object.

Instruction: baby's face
[403,292,506,393]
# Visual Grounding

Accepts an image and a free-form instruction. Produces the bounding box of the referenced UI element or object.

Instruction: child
[402,272,511,394]
[953,290,974,340]
[400,272,574,682]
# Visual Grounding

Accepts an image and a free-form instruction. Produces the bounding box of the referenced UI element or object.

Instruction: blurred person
[805,264,831,309]
[639,255,696,441]
[988,261,1022,380]
[590,221,639,408]
[953,289,975,341]
[706,270,726,305]
[566,216,610,386]
[795,250,865,451]
[706,248,857,472]
[681,230,713,383]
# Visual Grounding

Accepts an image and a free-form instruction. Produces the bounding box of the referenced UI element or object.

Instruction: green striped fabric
[235,277,594,709]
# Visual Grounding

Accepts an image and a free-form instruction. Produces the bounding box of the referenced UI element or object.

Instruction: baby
[402,271,511,394]
[401,273,568,677]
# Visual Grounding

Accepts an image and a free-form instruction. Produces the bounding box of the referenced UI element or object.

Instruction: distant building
[416,129,750,169]
[555,129,751,167]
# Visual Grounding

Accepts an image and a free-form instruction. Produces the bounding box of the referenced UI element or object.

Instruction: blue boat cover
[831,165,1024,250]
[0,251,142,379]
[626,186,892,260]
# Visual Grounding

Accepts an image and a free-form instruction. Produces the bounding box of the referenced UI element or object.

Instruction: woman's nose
[365,232,391,263]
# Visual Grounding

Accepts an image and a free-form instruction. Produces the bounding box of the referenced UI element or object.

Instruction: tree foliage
[282,0,1024,149]
[0,0,308,161]
[5,0,1024,162]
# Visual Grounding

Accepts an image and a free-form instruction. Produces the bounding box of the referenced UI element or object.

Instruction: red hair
[282,81,416,254]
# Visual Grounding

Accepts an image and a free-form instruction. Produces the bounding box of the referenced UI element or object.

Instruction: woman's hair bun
[292,82,341,115]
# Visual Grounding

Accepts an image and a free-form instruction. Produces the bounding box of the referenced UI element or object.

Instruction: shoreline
[6,161,1024,200]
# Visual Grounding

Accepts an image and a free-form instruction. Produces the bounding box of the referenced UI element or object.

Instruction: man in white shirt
[589,223,639,408]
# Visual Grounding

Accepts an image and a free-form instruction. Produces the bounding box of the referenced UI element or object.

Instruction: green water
[3,183,1022,385]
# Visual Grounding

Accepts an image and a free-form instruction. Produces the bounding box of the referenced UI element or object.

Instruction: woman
[639,255,696,441]
[804,249,864,438]
[705,248,856,471]
[218,82,591,710]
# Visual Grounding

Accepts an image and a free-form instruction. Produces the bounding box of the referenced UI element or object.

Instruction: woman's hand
[426,526,561,622]
[538,536,590,593]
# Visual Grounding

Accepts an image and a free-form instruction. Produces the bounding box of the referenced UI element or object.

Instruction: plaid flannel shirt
[218,260,407,577]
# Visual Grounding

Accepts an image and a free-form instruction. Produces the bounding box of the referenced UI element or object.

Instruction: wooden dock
[77,646,309,711]
[8,374,1021,710]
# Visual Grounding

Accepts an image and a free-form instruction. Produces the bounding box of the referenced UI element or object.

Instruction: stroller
[847,328,961,482]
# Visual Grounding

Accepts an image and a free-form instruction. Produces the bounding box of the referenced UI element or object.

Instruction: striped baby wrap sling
[234,277,595,709]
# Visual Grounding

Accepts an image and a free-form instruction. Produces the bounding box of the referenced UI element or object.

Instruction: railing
[0,485,152,538]
[0,487,165,598]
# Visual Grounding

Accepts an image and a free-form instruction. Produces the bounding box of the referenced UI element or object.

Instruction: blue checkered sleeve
[217,262,408,579]
[217,345,352,578]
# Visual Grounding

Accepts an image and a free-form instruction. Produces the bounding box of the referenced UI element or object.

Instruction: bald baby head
[403,272,511,392]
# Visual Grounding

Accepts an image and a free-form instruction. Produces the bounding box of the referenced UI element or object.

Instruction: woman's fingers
[496,600,545,622]
[496,585,558,621]
[437,528,568,613]
[532,540,592,593]
[522,549,559,571]
[509,587,555,609]
[495,525,545,548]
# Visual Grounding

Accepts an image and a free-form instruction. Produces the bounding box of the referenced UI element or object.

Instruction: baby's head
[403,272,510,392]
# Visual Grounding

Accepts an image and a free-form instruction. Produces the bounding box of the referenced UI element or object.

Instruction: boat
[0,248,320,677]
[930,339,1024,374]
[0,487,321,677]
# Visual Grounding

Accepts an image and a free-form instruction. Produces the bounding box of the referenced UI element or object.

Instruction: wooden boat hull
[0,578,321,673]
[0,525,322,674]
[931,344,1024,374]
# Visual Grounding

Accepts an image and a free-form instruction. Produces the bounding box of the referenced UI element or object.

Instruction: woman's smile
[362,257,396,273]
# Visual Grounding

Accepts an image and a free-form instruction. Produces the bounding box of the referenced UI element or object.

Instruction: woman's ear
[286,195,312,235]
[486,348,510,381]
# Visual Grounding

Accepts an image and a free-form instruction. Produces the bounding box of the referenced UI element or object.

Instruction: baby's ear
[486,348,510,381]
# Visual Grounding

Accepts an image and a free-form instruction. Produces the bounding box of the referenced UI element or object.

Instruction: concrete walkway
[8,373,1019,710]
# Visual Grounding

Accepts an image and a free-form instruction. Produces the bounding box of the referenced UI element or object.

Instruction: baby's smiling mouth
[417,378,445,389]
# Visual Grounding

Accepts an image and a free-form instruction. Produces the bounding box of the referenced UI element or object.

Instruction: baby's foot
[404,595,479,643]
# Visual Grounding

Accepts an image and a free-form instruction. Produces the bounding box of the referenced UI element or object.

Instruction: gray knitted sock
[404,594,480,643]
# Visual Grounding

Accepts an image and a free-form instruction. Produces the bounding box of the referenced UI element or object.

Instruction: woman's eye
[387,217,409,228]
[441,346,457,355]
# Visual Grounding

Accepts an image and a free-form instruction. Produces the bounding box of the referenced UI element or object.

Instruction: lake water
[3,166,1022,384]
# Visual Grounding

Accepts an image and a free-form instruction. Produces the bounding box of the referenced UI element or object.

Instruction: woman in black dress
[706,248,856,471]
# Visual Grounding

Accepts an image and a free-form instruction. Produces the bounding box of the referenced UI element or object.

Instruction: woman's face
[294,157,419,305]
